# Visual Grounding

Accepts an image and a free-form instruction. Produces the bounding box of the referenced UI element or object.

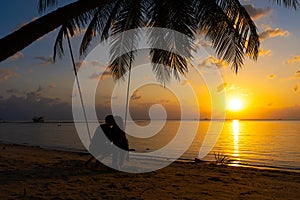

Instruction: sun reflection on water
[232,120,240,164]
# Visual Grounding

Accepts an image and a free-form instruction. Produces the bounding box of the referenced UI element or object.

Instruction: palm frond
[98,0,123,42]
[108,51,134,80]
[79,8,102,56]
[80,0,123,56]
[195,0,259,72]
[151,50,188,82]
[108,0,147,80]
[147,0,196,82]
[53,24,67,61]
[38,0,60,13]
[270,0,300,9]
[53,9,96,60]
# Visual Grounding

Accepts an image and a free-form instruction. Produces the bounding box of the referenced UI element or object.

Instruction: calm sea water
[0,120,299,171]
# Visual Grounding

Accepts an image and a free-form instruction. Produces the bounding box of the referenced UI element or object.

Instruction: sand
[0,143,299,200]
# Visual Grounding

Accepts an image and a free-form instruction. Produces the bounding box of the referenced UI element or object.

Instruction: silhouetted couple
[85,115,129,170]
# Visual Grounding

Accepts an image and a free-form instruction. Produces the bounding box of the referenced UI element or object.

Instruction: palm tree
[0,0,298,82]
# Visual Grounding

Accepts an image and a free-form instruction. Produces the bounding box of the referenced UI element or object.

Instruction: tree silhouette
[0,0,298,81]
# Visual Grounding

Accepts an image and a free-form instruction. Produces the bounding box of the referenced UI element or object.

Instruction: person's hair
[105,115,114,124]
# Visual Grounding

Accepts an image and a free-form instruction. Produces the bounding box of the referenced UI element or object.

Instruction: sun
[228,98,243,111]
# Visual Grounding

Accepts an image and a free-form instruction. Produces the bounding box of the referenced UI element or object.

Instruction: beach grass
[214,152,229,165]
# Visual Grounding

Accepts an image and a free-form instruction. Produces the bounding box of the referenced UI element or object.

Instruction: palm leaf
[80,0,123,56]
[147,0,196,82]
[108,0,147,80]
[270,0,299,9]
[38,0,60,13]
[38,0,298,82]
[195,0,259,72]
[52,9,96,61]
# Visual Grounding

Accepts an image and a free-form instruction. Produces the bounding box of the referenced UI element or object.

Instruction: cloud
[0,89,72,120]
[6,88,23,95]
[75,60,89,71]
[195,37,213,48]
[33,84,56,94]
[89,73,100,80]
[10,52,24,61]
[263,105,300,119]
[216,83,241,93]
[268,75,276,79]
[287,55,300,64]
[198,56,228,69]
[259,48,272,57]
[100,71,112,80]
[6,84,57,98]
[295,70,300,78]
[0,69,21,83]
[91,60,101,67]
[217,82,229,92]
[244,4,272,20]
[259,27,289,41]
[90,71,112,80]
[131,90,142,100]
[34,56,54,66]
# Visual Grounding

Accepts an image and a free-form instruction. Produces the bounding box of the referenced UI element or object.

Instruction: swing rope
[66,30,132,135]
[66,31,91,141]
[124,52,133,130]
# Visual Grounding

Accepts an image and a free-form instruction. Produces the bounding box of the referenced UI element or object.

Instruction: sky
[0,0,299,121]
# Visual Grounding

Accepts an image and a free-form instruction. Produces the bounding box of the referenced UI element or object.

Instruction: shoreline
[1,141,299,174]
[1,118,300,122]
[1,143,300,199]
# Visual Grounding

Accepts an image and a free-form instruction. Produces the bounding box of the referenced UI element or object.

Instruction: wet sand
[0,143,299,199]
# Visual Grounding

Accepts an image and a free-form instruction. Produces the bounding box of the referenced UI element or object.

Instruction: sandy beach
[0,143,299,200]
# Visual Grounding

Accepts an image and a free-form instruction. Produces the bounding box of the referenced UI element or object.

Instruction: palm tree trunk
[0,0,111,63]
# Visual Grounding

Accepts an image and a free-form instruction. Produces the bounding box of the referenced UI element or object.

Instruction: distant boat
[32,116,45,123]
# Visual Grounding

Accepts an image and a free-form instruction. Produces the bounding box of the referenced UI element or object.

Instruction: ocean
[0,120,299,171]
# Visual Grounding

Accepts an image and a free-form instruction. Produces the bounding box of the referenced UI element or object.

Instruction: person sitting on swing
[85,115,115,167]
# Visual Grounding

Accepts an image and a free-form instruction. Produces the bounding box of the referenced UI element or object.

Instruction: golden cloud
[198,56,228,69]
[34,56,54,66]
[268,75,276,79]
[288,55,300,64]
[10,52,24,61]
[89,70,112,81]
[259,27,289,41]
[259,48,272,57]
[0,69,21,83]
[295,70,300,78]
